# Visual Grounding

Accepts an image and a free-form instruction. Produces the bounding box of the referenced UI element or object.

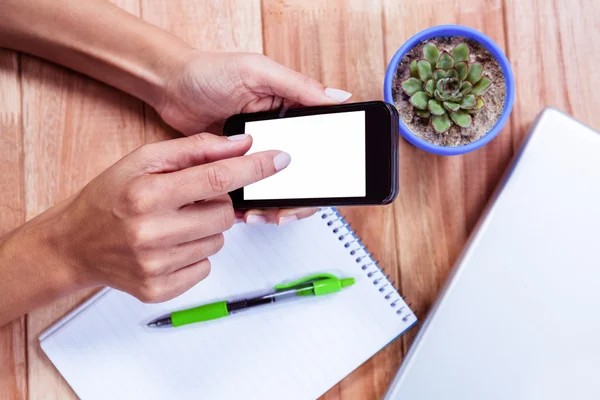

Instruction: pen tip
[146,316,172,328]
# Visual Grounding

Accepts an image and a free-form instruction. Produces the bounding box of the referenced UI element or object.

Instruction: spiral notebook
[40,208,416,400]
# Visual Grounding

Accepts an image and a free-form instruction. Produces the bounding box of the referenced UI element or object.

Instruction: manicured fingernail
[227,134,249,141]
[246,214,267,224]
[325,87,352,102]
[273,152,291,171]
[278,215,298,226]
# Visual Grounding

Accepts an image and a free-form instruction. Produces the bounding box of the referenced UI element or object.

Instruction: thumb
[251,55,353,106]
[130,133,253,174]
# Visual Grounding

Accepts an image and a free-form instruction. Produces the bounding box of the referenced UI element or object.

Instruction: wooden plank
[505,0,600,149]
[140,0,264,143]
[24,2,144,399]
[0,49,27,400]
[381,0,513,352]
[261,1,401,399]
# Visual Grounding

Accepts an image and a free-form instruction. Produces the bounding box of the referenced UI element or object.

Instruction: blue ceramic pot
[383,25,515,156]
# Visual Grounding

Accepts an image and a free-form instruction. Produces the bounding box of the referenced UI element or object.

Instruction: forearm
[0,201,80,325]
[0,0,194,109]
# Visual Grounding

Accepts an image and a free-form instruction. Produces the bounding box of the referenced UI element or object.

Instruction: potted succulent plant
[384,25,515,156]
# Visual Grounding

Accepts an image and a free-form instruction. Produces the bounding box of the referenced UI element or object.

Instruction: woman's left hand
[154,51,352,225]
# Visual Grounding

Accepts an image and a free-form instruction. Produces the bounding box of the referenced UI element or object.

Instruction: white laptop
[384,108,600,400]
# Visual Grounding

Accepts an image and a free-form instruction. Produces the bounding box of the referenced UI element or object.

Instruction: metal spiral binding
[321,209,412,321]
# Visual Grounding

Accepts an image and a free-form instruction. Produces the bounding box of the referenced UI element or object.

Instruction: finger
[145,196,234,245]
[141,259,212,303]
[131,132,252,174]
[249,55,353,106]
[162,233,224,274]
[234,209,245,224]
[161,259,212,301]
[243,209,277,224]
[276,207,319,223]
[244,208,319,225]
[162,150,291,207]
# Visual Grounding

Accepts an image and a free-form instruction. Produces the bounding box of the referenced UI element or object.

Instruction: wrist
[0,207,82,323]
[83,20,199,112]
[40,198,96,292]
[21,199,88,294]
[142,44,200,113]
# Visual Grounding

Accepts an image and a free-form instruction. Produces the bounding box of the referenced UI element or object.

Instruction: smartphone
[223,101,399,209]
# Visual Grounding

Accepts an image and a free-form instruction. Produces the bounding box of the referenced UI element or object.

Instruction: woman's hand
[157,52,352,136]
[2,134,288,315]
[154,52,351,225]
[62,133,292,302]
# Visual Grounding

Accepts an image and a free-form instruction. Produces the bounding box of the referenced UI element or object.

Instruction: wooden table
[1,0,597,398]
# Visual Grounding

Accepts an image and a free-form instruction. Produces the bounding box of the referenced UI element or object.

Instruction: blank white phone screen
[243,111,366,200]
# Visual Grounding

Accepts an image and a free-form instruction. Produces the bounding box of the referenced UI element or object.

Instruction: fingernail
[273,152,291,171]
[246,214,267,224]
[278,215,298,226]
[325,87,352,103]
[227,134,249,141]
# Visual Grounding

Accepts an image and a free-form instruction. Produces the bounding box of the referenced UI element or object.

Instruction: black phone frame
[223,101,399,208]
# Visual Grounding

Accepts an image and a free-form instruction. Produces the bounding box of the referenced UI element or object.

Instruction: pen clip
[274,273,338,291]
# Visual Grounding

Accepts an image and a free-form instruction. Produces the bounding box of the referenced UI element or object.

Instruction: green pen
[146,273,355,328]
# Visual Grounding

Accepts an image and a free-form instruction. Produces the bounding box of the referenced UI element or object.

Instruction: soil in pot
[392,37,506,147]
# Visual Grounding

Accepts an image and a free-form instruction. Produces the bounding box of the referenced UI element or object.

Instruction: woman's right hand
[51,133,289,303]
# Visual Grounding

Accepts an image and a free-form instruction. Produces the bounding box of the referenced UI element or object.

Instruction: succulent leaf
[424,79,435,96]
[409,60,419,78]
[455,61,468,81]
[410,91,431,110]
[432,113,452,133]
[423,43,440,66]
[417,60,433,81]
[437,78,461,96]
[460,81,473,95]
[401,77,424,96]
[443,101,461,112]
[466,62,483,83]
[415,109,431,118]
[433,69,446,81]
[428,99,446,116]
[445,69,458,79]
[436,79,445,94]
[438,91,451,102]
[451,43,470,62]
[450,110,472,128]
[471,77,492,96]
[460,94,476,109]
[468,98,485,114]
[434,89,445,102]
[404,42,493,132]
[436,51,454,70]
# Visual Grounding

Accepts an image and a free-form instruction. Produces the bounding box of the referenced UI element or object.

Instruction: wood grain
[22,2,144,398]
[1,0,597,398]
[261,1,403,399]
[381,0,513,349]
[0,49,27,400]
[504,0,600,149]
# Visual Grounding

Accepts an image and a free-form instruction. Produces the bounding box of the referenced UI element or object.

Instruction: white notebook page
[41,208,416,400]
